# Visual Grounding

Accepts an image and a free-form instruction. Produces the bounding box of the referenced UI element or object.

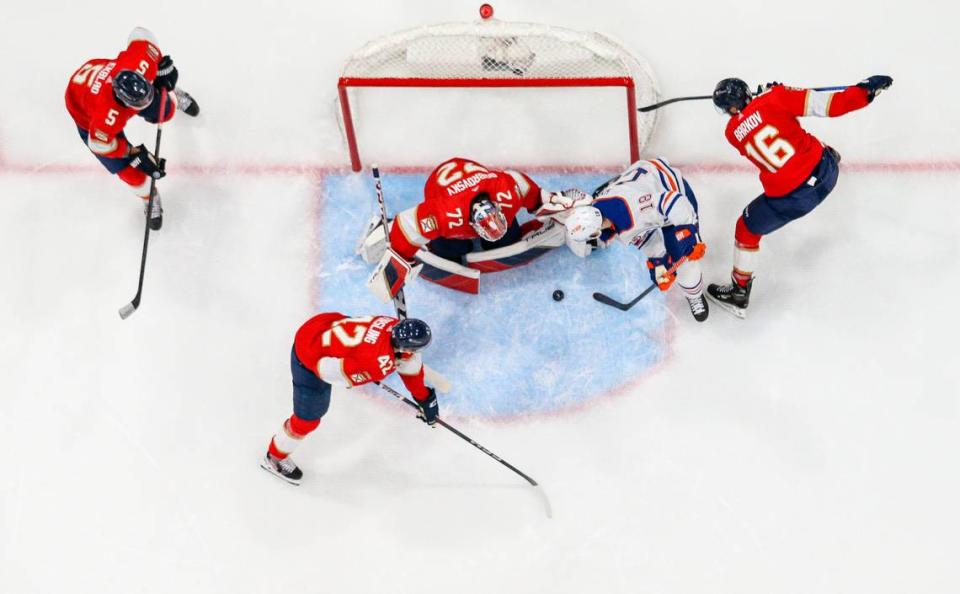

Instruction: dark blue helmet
[113,70,154,110]
[713,78,751,113]
[391,318,432,352]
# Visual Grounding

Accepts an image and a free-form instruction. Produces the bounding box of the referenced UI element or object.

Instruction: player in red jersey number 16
[706,75,892,318]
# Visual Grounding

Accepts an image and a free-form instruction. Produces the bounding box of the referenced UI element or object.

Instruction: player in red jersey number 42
[65,27,200,230]
[707,75,892,318]
[261,314,438,485]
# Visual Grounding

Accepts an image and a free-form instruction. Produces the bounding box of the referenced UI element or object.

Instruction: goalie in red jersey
[360,157,570,295]
[706,75,892,318]
[65,27,200,230]
[261,314,438,485]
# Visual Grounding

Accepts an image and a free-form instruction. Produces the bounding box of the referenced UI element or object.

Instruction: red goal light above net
[337,11,661,171]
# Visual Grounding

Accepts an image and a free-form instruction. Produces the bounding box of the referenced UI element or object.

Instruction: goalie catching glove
[534,188,593,221]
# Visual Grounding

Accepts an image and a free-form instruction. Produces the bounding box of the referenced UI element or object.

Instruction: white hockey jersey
[593,158,699,258]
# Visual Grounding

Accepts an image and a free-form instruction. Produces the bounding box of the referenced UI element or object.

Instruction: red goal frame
[338,76,640,172]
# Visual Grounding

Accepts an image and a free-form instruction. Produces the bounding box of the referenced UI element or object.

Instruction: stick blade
[592,292,631,311]
[118,302,138,319]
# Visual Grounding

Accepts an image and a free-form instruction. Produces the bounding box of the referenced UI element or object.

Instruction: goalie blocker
[367,248,422,303]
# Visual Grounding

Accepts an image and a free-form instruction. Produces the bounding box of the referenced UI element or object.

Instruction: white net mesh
[338,18,660,167]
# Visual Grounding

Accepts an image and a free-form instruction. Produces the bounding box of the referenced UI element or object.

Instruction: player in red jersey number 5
[261,314,439,485]
[65,27,200,230]
[707,75,892,318]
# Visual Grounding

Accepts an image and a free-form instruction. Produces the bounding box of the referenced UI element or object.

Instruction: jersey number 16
[745,125,796,173]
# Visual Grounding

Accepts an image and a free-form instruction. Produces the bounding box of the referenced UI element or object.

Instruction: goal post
[337,12,660,171]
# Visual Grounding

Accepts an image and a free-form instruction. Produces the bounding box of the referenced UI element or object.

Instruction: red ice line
[1,160,960,176]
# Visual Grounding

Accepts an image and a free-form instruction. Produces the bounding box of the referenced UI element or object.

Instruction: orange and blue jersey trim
[649,159,681,193]
[658,191,682,217]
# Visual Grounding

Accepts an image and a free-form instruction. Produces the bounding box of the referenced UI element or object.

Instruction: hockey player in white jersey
[559,158,709,321]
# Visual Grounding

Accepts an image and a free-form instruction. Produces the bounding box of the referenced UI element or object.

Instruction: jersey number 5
[745,125,796,173]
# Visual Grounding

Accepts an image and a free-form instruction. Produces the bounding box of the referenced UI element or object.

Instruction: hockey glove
[415,388,439,426]
[671,224,706,261]
[647,255,677,291]
[129,144,166,180]
[757,81,782,93]
[154,56,179,91]
[535,188,592,220]
[856,75,893,102]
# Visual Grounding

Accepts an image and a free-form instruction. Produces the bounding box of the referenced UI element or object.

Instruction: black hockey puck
[552,289,564,302]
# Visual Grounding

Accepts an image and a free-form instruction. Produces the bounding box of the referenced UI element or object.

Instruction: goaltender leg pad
[466,219,566,272]
[417,249,480,294]
[367,248,422,303]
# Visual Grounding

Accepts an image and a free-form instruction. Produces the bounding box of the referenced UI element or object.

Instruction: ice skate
[174,87,200,117]
[706,278,752,319]
[260,452,303,486]
[685,292,709,322]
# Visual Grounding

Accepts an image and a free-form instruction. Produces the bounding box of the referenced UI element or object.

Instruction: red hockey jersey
[294,313,428,398]
[64,29,166,158]
[389,158,542,260]
[725,85,870,197]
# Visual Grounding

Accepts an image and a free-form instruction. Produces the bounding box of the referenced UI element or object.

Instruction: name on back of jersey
[733,112,764,142]
[446,171,498,196]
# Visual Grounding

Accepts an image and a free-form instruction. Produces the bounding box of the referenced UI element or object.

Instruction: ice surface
[320,171,670,417]
[1,1,958,594]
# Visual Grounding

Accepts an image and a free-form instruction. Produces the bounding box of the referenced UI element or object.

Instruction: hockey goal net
[337,12,660,171]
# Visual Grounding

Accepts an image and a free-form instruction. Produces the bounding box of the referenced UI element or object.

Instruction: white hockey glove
[533,188,592,222]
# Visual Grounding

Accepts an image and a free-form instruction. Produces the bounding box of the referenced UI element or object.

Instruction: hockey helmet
[113,70,154,111]
[713,78,751,113]
[390,318,432,353]
[564,206,603,242]
[470,195,508,242]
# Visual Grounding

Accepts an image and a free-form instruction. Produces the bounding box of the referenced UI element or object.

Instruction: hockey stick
[593,283,657,311]
[372,165,409,319]
[637,94,713,112]
[593,256,688,311]
[375,382,539,487]
[638,85,849,112]
[369,167,457,392]
[119,88,168,319]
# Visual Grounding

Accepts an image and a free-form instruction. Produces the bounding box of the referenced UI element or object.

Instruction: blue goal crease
[314,171,670,419]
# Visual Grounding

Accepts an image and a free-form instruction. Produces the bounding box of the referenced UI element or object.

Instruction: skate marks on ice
[315,171,673,419]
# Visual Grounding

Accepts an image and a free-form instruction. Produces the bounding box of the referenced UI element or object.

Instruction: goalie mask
[470,196,508,242]
[113,70,154,111]
[390,319,432,353]
[564,206,603,242]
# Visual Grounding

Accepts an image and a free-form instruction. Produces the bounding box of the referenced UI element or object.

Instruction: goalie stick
[119,88,168,320]
[638,85,848,112]
[372,165,409,319]
[369,166,453,392]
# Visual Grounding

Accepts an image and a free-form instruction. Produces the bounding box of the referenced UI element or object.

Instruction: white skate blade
[260,460,301,486]
[705,294,748,320]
